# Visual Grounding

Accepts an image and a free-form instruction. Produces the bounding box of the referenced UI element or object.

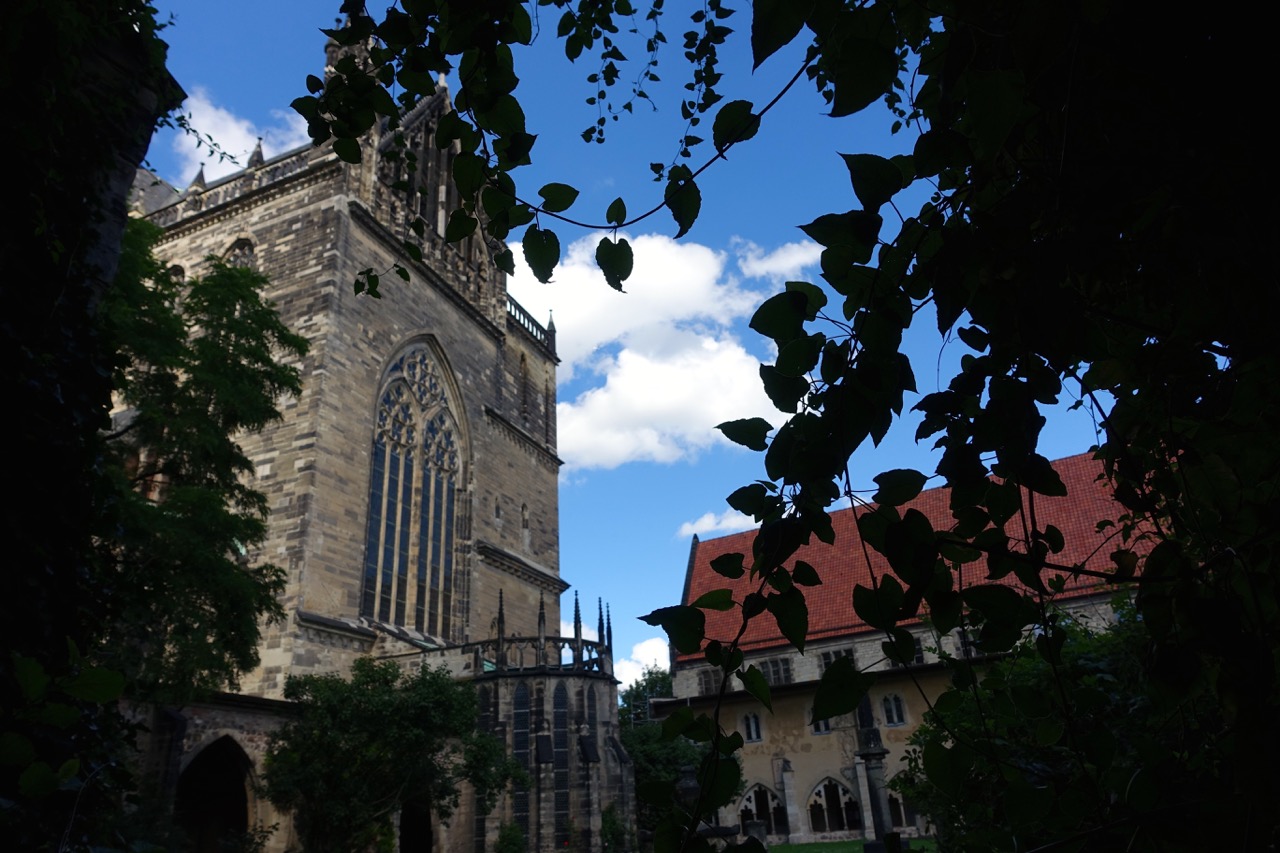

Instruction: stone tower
[137,62,632,853]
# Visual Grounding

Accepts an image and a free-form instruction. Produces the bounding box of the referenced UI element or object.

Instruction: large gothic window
[360,345,462,638]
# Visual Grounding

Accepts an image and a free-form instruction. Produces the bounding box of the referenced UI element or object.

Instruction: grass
[771,841,937,853]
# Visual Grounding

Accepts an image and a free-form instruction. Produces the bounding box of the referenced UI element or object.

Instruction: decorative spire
[538,592,546,637]
[606,605,613,651]
[573,592,582,642]
[247,137,264,168]
[187,165,206,193]
[597,598,605,645]
[497,588,506,638]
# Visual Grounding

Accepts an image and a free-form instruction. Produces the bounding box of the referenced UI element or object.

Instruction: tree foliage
[619,667,701,836]
[98,219,308,697]
[892,601,1212,849]
[302,1,1274,849]
[2,218,307,847]
[262,658,517,853]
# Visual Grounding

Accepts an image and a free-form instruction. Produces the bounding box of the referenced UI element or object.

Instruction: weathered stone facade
[137,74,631,852]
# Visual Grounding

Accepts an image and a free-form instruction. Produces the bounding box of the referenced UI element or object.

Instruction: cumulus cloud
[557,335,775,469]
[676,509,757,539]
[507,233,779,471]
[169,87,311,185]
[734,238,822,282]
[613,637,671,691]
[509,233,763,380]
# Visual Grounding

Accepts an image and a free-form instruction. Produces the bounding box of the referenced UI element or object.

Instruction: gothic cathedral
[134,59,633,853]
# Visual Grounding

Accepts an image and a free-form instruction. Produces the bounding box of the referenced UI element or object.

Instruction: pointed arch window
[808,778,861,833]
[553,683,571,847]
[512,683,530,837]
[739,784,789,836]
[225,239,255,269]
[360,345,463,638]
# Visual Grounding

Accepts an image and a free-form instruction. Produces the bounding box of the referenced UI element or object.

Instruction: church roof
[678,452,1131,659]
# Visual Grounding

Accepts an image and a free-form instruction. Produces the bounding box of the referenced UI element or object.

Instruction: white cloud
[508,233,762,381]
[557,335,775,470]
[507,233,779,471]
[613,637,671,691]
[734,238,822,282]
[676,509,757,539]
[169,87,311,186]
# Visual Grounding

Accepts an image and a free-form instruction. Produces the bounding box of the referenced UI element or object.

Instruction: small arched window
[225,238,255,269]
[882,693,906,726]
[743,713,763,742]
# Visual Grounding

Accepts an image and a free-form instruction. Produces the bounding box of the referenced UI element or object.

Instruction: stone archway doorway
[174,735,251,852]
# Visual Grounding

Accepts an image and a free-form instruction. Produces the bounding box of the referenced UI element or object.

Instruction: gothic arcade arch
[174,735,254,853]
[807,777,861,834]
[739,783,789,836]
[359,339,471,641]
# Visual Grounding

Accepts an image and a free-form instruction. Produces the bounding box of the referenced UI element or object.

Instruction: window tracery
[360,344,463,639]
[808,778,861,833]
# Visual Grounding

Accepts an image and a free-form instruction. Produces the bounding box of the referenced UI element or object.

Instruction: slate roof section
[679,452,1131,659]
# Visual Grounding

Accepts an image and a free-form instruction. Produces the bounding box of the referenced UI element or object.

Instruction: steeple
[186,165,206,193]
[246,137,264,168]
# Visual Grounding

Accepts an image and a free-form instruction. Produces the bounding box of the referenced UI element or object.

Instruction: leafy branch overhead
[303,1,1274,850]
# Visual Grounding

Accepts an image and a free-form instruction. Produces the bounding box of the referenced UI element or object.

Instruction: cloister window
[739,785,788,836]
[758,657,792,686]
[808,778,861,833]
[360,345,463,638]
[820,647,855,672]
[743,713,763,743]
[882,693,906,726]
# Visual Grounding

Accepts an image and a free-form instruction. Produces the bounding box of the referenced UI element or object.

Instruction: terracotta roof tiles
[678,453,1132,659]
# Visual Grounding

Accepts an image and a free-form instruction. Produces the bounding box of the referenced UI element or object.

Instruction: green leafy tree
[891,601,1200,849]
[302,2,1274,849]
[2,217,308,847]
[97,219,307,698]
[262,658,517,853]
[620,667,700,839]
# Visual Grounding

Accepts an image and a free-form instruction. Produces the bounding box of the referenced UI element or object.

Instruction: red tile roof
[679,453,1132,659]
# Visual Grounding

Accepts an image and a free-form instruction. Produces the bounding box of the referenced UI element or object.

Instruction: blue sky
[147,2,1102,688]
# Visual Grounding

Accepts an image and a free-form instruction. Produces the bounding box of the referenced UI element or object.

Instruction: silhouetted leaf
[717,417,773,451]
[738,665,772,712]
[872,468,927,506]
[712,100,760,152]
[664,165,701,238]
[840,153,903,211]
[522,225,560,283]
[812,656,873,721]
[692,589,734,611]
[595,236,633,290]
[537,182,579,213]
[641,605,705,654]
